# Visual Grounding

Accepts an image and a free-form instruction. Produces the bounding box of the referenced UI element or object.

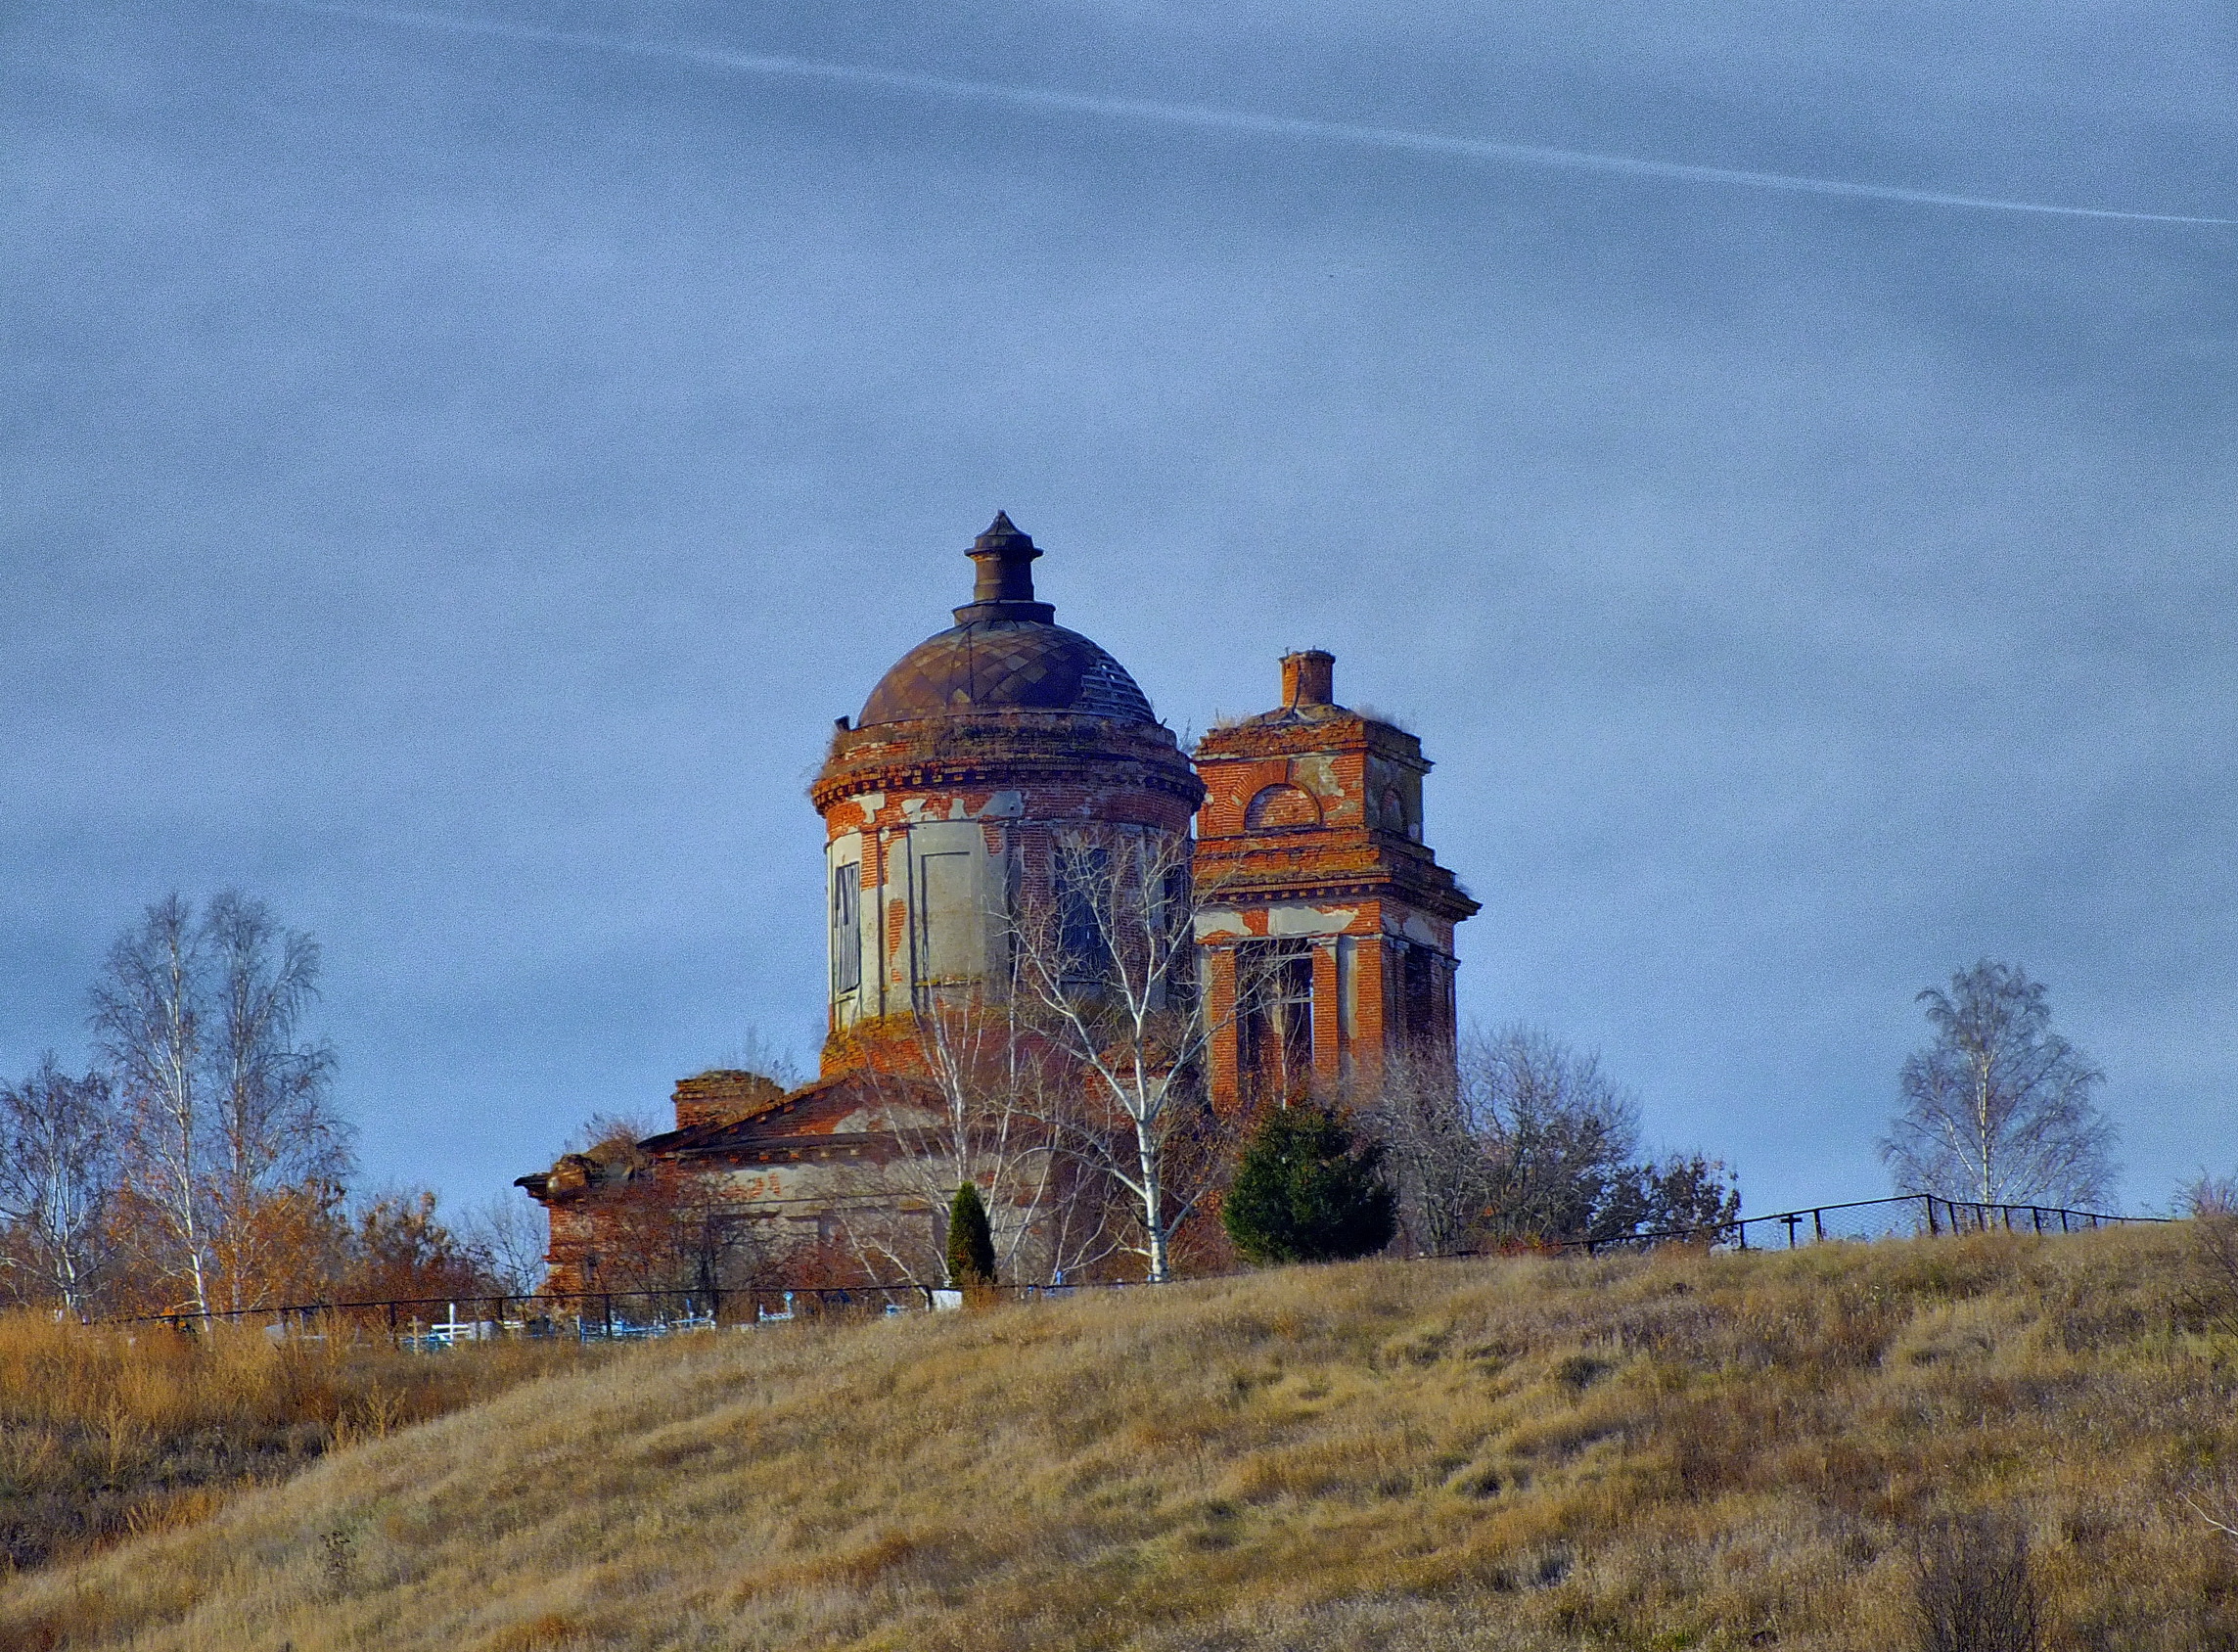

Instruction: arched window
[1244,783,1320,831]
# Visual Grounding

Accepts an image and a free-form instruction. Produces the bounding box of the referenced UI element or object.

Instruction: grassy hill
[0,1315,596,1573]
[3,1226,2233,1651]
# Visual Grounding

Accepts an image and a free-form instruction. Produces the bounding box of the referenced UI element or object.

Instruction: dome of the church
[854,515,1157,727]
[858,618,1154,725]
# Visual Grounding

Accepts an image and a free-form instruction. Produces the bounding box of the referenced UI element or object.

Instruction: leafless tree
[711,1026,806,1090]
[1910,1512,2042,1652]
[1470,1027,1644,1244]
[832,993,1120,1286]
[461,1191,550,1296]
[1364,1026,1737,1251]
[0,1056,119,1314]
[91,895,213,1313]
[1360,1048,1484,1257]
[564,1110,663,1154]
[1882,961,2116,1208]
[203,893,349,1310]
[90,892,352,1314]
[2179,1170,2238,1217]
[1008,825,1233,1284]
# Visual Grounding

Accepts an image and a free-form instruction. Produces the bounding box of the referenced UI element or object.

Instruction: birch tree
[202,892,347,1309]
[0,1056,119,1314]
[1007,826,1230,1284]
[90,892,351,1313]
[1882,960,2116,1208]
[91,895,212,1313]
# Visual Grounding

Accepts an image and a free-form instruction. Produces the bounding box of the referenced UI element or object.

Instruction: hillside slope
[3,1228,2232,1651]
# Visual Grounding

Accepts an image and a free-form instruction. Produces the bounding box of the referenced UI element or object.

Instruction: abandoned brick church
[519,515,1478,1288]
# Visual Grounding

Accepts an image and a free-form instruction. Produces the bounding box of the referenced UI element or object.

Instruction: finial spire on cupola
[954,511,1056,624]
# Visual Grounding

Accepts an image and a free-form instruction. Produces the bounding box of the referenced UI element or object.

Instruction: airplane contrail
[256,0,2238,227]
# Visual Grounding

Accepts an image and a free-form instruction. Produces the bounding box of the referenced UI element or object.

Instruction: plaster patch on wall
[1400,913,1439,945]
[1294,753,1341,797]
[1194,911,1250,939]
[1265,903,1359,937]
[979,790,1026,818]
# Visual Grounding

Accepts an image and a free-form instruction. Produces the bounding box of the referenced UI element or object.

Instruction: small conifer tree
[1222,1102,1397,1266]
[946,1180,997,1288]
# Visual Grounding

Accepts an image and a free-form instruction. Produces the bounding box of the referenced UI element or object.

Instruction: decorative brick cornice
[1194,711,1428,772]
[811,711,1204,813]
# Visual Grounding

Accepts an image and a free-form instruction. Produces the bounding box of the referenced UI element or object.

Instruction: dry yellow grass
[0,1314,602,1573]
[3,1226,2235,1650]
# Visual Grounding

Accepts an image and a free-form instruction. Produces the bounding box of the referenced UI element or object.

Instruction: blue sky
[4,0,2233,1216]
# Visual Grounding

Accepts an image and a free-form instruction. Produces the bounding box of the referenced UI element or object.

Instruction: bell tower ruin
[1191,651,1480,1112]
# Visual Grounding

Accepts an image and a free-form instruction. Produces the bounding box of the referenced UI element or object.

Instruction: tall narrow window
[1160,866,1195,1007]
[1238,941,1314,1103]
[831,863,861,995]
[1055,844,1114,986]
[1402,946,1436,1045]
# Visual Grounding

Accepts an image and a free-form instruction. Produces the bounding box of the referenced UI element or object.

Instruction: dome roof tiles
[858,618,1156,726]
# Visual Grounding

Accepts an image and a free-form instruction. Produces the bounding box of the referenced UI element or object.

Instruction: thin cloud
[256,0,2238,228]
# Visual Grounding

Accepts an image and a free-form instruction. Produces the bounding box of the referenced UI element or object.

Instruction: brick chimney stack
[1281,649,1336,709]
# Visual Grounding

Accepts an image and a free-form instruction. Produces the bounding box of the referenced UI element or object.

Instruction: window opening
[831,863,862,995]
[1238,940,1315,1103]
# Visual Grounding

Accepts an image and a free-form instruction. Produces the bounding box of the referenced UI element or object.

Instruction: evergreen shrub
[946,1181,997,1288]
[1222,1103,1396,1265]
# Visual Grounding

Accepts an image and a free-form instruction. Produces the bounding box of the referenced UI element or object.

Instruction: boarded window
[831,863,861,995]
[914,850,977,985]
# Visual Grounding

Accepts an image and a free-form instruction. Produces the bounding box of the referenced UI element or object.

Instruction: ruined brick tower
[1193,650,1480,1111]
[809,514,1204,1066]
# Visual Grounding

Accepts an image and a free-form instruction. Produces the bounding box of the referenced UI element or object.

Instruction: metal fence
[1556,1193,2165,1256]
[99,1195,2167,1347]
